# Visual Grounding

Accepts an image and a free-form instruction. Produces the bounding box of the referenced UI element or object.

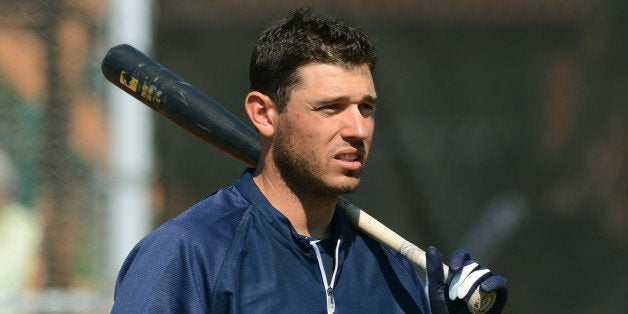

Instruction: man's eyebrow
[363,95,378,104]
[316,95,378,105]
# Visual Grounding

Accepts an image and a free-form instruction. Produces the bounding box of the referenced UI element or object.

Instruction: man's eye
[320,104,339,111]
[359,104,376,116]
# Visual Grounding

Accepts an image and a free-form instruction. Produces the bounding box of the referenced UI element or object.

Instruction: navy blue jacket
[112,169,429,313]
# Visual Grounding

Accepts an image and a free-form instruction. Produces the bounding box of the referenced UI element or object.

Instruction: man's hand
[425,246,508,314]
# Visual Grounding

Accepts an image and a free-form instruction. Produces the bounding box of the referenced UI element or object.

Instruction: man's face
[272,63,376,197]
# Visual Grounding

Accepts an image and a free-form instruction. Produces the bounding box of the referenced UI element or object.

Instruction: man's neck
[252,171,337,239]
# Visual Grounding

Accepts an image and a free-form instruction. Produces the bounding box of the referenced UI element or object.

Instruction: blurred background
[1,0,626,313]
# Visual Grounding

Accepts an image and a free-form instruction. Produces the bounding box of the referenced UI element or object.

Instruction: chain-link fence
[2,1,628,313]
[1,0,111,312]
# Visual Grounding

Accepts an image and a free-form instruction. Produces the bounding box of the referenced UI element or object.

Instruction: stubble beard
[272,126,364,198]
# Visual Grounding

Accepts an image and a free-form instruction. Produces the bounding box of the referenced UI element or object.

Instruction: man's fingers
[448,249,471,272]
[426,246,450,314]
[449,262,489,300]
[455,268,491,299]
[480,276,509,314]
[480,275,508,293]
[426,246,445,285]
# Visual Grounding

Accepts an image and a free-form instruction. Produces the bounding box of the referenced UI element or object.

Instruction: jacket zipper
[310,239,341,314]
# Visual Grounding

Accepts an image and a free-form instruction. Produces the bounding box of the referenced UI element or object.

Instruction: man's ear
[245,91,277,137]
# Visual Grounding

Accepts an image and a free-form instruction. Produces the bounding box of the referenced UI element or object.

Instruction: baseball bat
[101,44,495,313]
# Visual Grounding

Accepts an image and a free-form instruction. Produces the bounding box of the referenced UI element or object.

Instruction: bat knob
[467,287,497,313]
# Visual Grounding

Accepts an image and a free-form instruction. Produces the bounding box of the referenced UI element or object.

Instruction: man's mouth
[333,147,365,171]
[337,154,359,162]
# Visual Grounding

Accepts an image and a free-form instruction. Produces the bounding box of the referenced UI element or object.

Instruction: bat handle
[398,241,496,313]
[338,197,496,313]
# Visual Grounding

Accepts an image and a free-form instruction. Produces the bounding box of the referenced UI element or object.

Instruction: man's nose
[340,106,371,140]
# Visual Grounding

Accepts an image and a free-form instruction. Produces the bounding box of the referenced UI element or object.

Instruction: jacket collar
[234,168,356,255]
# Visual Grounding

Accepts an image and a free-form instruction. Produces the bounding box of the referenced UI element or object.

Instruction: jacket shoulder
[112,185,251,312]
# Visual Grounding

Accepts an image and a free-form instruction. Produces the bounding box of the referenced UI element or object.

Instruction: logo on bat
[119,71,163,104]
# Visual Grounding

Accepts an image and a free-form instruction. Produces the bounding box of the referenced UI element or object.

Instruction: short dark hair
[249,8,377,111]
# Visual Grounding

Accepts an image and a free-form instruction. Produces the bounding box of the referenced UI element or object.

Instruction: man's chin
[326,177,362,195]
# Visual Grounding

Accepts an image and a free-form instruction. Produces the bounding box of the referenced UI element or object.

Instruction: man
[112,8,507,313]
